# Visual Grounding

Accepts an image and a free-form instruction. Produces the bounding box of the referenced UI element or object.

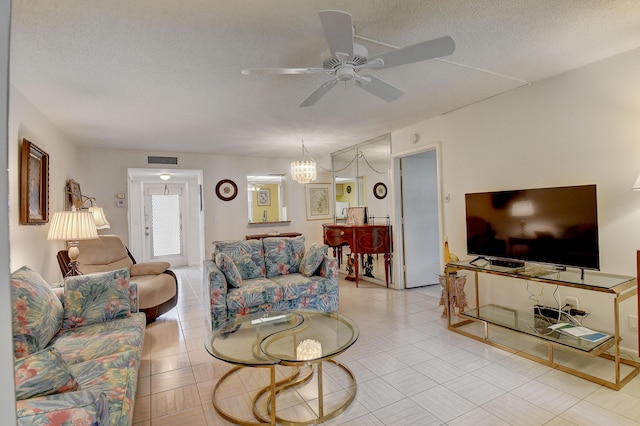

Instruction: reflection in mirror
[247,174,287,223]
[332,134,390,224]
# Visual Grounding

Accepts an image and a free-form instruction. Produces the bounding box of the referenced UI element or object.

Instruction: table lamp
[47,207,99,275]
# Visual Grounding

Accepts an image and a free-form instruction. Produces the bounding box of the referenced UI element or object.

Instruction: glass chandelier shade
[291,160,317,184]
[291,140,317,184]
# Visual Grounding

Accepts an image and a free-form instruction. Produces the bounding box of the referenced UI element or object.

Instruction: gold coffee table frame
[206,311,359,425]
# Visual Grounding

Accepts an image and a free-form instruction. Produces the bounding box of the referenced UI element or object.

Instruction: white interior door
[143,182,188,267]
[400,151,440,288]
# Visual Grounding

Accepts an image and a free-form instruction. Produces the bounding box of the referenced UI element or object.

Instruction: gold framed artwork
[67,179,83,209]
[20,139,49,225]
[305,183,332,220]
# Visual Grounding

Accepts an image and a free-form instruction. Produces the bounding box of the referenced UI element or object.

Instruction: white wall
[392,47,640,357]
[77,147,332,255]
[8,86,79,283]
[1,0,17,420]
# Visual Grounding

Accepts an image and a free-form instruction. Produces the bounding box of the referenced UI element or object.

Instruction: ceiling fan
[241,10,455,107]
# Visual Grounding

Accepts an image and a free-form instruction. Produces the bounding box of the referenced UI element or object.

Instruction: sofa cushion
[214,239,265,279]
[270,273,318,301]
[215,252,242,288]
[63,269,131,329]
[15,347,80,400]
[263,235,306,278]
[16,389,109,426]
[50,313,146,365]
[70,351,139,425]
[226,277,282,313]
[11,266,64,358]
[299,243,329,277]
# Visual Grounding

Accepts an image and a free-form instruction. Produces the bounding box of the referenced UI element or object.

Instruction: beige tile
[151,406,207,426]
[481,392,555,426]
[192,359,233,384]
[136,374,150,397]
[151,384,202,418]
[151,352,192,375]
[133,395,150,423]
[189,346,217,366]
[151,367,196,394]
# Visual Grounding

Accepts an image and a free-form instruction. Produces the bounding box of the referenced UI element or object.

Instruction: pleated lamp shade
[47,209,99,241]
[88,206,111,230]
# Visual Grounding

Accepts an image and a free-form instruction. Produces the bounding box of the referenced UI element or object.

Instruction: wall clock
[215,179,238,201]
[373,182,387,200]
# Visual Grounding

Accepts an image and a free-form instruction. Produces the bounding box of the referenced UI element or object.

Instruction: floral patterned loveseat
[11,266,145,426]
[204,235,339,329]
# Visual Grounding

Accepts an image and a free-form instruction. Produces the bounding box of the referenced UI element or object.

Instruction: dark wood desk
[322,224,392,287]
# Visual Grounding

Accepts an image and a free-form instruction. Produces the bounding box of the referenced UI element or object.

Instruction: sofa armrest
[315,256,338,280]
[204,258,229,330]
[16,389,108,426]
[130,261,170,276]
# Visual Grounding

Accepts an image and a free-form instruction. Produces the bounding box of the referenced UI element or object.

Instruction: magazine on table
[548,323,610,343]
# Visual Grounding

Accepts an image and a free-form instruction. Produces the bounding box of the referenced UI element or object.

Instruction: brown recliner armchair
[57,234,178,323]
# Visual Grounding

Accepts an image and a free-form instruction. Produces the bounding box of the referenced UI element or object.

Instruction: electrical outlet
[565,296,579,309]
[629,315,638,330]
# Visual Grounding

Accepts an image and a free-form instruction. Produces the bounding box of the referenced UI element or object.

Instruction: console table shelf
[445,261,640,390]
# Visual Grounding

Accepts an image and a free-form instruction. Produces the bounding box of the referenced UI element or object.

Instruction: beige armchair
[57,234,178,323]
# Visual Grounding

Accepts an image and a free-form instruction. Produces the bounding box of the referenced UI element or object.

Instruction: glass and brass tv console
[445,260,640,390]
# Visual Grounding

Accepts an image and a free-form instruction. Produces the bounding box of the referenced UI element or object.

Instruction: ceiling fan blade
[319,10,354,60]
[355,74,404,102]
[367,36,455,70]
[299,79,338,107]
[241,67,325,75]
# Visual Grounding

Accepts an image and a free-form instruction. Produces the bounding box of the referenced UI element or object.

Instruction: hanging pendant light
[291,140,317,184]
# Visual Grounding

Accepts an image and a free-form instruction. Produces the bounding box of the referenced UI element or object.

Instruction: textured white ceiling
[9,1,640,159]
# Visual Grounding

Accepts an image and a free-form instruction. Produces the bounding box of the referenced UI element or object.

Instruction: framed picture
[20,139,49,225]
[346,207,367,225]
[67,179,83,209]
[215,179,238,201]
[257,188,270,206]
[305,183,332,220]
[373,182,388,200]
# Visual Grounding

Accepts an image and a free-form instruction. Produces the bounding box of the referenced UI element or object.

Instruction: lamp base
[66,241,83,276]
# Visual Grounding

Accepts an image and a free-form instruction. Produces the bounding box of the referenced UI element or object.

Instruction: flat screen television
[465,184,599,270]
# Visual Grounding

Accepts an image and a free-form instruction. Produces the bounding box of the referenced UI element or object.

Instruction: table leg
[317,362,324,418]
[269,366,276,426]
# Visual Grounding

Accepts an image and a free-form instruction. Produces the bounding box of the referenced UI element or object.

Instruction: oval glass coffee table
[205,310,359,426]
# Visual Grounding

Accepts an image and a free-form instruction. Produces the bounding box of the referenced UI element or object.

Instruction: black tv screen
[465,184,599,270]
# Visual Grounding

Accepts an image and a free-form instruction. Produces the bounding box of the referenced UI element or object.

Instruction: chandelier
[291,140,317,184]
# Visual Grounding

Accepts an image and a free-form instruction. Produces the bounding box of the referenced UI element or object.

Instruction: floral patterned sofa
[204,235,339,329]
[11,266,145,426]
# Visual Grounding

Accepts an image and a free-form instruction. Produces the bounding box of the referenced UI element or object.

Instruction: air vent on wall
[148,156,178,165]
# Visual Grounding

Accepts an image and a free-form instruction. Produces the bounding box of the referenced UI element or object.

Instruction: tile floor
[133,266,640,425]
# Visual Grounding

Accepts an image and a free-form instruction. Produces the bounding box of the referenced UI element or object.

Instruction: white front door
[143,182,188,267]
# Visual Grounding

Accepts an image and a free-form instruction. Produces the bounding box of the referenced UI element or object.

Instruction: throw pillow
[215,252,242,288]
[299,243,328,277]
[11,266,64,358]
[214,240,265,279]
[63,268,131,329]
[15,347,80,400]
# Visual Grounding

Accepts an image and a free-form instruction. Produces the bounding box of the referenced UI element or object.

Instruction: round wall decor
[373,182,387,199]
[215,179,238,201]
[346,185,352,194]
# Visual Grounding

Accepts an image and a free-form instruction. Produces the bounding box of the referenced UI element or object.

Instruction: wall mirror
[332,134,391,223]
[247,174,289,224]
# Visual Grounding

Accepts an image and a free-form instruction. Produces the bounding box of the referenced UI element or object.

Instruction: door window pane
[151,194,182,257]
